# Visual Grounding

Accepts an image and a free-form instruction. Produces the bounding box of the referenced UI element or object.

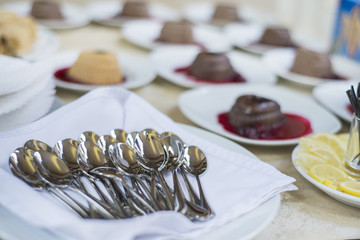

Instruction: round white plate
[179,84,342,146]
[262,48,360,87]
[0,123,280,240]
[1,2,90,29]
[292,145,360,208]
[183,2,276,27]
[46,50,156,91]
[88,1,179,27]
[122,19,232,52]
[150,45,277,88]
[20,26,59,61]
[224,23,325,55]
[313,81,359,122]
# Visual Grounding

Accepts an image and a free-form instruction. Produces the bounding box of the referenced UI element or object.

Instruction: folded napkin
[0,87,296,240]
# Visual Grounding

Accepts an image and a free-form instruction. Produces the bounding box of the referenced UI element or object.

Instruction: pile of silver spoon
[8,128,214,221]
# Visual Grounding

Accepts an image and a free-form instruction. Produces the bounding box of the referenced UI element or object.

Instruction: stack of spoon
[8,128,214,221]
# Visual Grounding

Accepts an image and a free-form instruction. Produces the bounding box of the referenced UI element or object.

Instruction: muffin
[157,21,194,44]
[228,95,286,137]
[212,4,241,22]
[30,0,63,19]
[0,12,37,53]
[118,1,150,18]
[67,51,123,85]
[189,52,236,81]
[259,27,293,47]
[290,48,334,78]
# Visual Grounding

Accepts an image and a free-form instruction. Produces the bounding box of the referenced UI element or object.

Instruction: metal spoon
[97,135,118,157]
[110,129,128,143]
[24,139,53,153]
[183,146,214,218]
[33,150,119,219]
[9,147,89,218]
[79,131,100,145]
[134,129,174,210]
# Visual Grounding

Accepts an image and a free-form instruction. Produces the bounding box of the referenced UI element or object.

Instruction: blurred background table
[3,0,360,238]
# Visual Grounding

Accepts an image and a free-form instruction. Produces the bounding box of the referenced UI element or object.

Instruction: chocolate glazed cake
[290,48,334,78]
[212,4,241,22]
[30,0,63,19]
[118,1,150,18]
[157,21,194,44]
[189,52,236,81]
[259,27,294,47]
[228,95,286,138]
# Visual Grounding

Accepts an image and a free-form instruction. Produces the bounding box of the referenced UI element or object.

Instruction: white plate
[183,2,277,27]
[179,84,342,146]
[122,19,232,52]
[46,50,156,91]
[0,123,280,240]
[292,145,360,208]
[224,23,325,55]
[1,2,90,29]
[313,81,359,122]
[19,26,59,61]
[88,1,179,27]
[262,48,360,87]
[150,45,277,88]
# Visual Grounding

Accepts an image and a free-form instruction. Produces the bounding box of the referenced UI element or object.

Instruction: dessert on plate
[157,20,194,44]
[290,47,340,79]
[113,0,150,19]
[56,51,124,85]
[175,52,246,83]
[30,0,63,19]
[0,11,37,56]
[211,3,242,23]
[258,26,295,47]
[218,94,312,139]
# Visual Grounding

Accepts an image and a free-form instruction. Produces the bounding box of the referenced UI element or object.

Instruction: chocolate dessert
[189,52,236,81]
[228,95,286,138]
[67,51,123,85]
[258,27,294,47]
[157,21,194,44]
[115,1,150,18]
[212,4,241,22]
[290,48,334,78]
[30,0,63,19]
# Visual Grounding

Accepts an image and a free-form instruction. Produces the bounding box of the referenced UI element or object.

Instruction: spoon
[9,147,89,218]
[77,141,130,218]
[110,129,128,143]
[183,146,214,218]
[24,139,53,152]
[79,131,100,145]
[33,149,119,219]
[97,135,118,157]
[126,131,138,148]
[134,129,174,210]
[108,142,162,211]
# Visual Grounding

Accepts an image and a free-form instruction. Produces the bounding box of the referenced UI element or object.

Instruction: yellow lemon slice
[340,181,360,197]
[310,132,347,162]
[309,164,348,188]
[309,148,342,168]
[294,152,327,172]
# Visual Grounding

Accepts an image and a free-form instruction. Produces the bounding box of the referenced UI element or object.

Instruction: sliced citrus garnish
[340,181,360,197]
[309,164,348,188]
[309,133,347,162]
[294,152,327,172]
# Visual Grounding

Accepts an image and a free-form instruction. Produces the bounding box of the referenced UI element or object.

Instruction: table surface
[43,16,358,239]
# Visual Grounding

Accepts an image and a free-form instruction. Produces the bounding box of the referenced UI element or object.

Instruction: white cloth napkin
[0,87,296,240]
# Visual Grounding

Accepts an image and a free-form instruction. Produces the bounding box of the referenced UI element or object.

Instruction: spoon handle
[195,175,214,216]
[155,170,175,210]
[48,187,89,218]
[179,168,202,205]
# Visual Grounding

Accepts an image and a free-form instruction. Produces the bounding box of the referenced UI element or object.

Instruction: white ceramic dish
[46,50,156,91]
[313,81,359,123]
[87,1,179,27]
[292,145,360,208]
[0,123,280,240]
[122,19,232,52]
[20,26,59,61]
[179,84,342,146]
[224,23,324,55]
[1,2,90,29]
[262,48,360,87]
[150,45,277,88]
